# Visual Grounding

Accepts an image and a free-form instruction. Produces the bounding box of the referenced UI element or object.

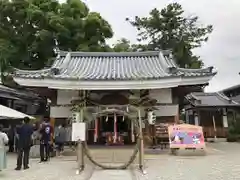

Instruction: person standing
[15,117,33,170]
[39,119,53,162]
[7,125,15,152]
[14,125,20,153]
[0,124,9,171]
[54,124,66,156]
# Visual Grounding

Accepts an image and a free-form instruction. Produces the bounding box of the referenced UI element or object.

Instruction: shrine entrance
[100,115,133,146]
[71,91,146,172]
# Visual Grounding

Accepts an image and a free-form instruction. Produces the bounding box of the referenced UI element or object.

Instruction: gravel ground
[1,142,240,180]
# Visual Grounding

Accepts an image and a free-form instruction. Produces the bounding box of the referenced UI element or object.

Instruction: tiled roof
[14,51,216,81]
[220,83,240,93]
[0,84,42,100]
[185,92,240,107]
[229,94,240,103]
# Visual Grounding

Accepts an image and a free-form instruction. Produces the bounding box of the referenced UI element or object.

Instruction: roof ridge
[13,67,52,74]
[59,51,160,57]
[219,83,240,93]
[217,92,239,104]
[177,66,214,73]
[189,92,201,100]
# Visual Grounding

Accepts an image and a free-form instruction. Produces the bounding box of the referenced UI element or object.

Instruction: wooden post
[76,92,85,174]
[138,109,144,171]
[194,112,199,126]
[212,114,217,141]
[76,140,84,173]
[222,108,228,128]
[50,118,55,145]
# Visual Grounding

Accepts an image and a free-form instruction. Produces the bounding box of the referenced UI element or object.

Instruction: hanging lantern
[126,106,129,112]
[72,112,80,123]
[148,111,156,125]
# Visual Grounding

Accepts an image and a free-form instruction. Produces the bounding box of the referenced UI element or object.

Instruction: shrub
[226,133,239,142]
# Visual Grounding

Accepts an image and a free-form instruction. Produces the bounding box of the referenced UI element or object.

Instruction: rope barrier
[80,107,142,170]
[72,95,144,171]
[82,139,140,169]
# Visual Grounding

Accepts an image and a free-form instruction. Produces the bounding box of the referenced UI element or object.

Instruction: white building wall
[155,105,179,117]
[57,90,79,105]
[50,90,79,118]
[51,88,177,118]
[50,106,71,118]
[149,88,178,117]
[149,88,172,103]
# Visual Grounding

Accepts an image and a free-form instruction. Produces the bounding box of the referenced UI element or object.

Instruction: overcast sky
[82,0,240,92]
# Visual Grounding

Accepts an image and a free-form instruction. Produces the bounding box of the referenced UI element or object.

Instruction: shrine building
[12,50,216,145]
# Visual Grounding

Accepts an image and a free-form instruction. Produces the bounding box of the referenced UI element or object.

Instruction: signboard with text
[168,124,205,149]
[72,122,86,141]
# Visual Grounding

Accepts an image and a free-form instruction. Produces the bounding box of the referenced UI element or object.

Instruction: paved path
[1,143,240,180]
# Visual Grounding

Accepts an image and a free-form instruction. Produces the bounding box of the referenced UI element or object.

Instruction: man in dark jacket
[39,119,53,162]
[15,117,33,170]
[7,125,15,152]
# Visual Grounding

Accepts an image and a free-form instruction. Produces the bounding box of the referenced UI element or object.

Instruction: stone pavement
[1,143,240,180]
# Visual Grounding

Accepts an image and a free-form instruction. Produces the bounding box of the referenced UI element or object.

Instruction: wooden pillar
[76,111,84,173]
[194,112,199,126]
[174,105,180,123]
[138,109,144,172]
[185,110,189,124]
[76,91,85,174]
[222,108,228,138]
[212,111,217,141]
[50,118,55,144]
[222,108,228,128]
[174,113,179,123]
[198,110,201,126]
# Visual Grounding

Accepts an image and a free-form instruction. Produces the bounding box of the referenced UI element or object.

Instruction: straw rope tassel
[94,118,98,143]
[131,119,135,142]
[114,113,117,143]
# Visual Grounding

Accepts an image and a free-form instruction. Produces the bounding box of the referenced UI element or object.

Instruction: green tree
[127,3,213,68]
[0,39,16,83]
[113,38,132,52]
[0,0,113,70]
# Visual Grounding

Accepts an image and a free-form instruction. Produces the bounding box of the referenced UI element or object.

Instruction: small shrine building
[12,50,216,145]
[185,92,240,139]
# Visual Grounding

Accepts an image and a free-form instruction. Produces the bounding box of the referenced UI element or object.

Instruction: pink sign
[168,124,205,149]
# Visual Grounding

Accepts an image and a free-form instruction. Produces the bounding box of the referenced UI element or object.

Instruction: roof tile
[14,51,216,81]
[186,92,239,107]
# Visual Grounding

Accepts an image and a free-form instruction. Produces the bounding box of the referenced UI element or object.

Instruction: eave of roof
[0,84,42,100]
[219,83,240,93]
[185,92,239,108]
[12,50,216,90]
[13,50,216,81]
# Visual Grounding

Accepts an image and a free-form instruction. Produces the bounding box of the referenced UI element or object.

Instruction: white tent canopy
[0,104,35,119]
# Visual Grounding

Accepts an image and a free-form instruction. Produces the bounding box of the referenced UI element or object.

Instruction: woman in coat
[0,124,9,171]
